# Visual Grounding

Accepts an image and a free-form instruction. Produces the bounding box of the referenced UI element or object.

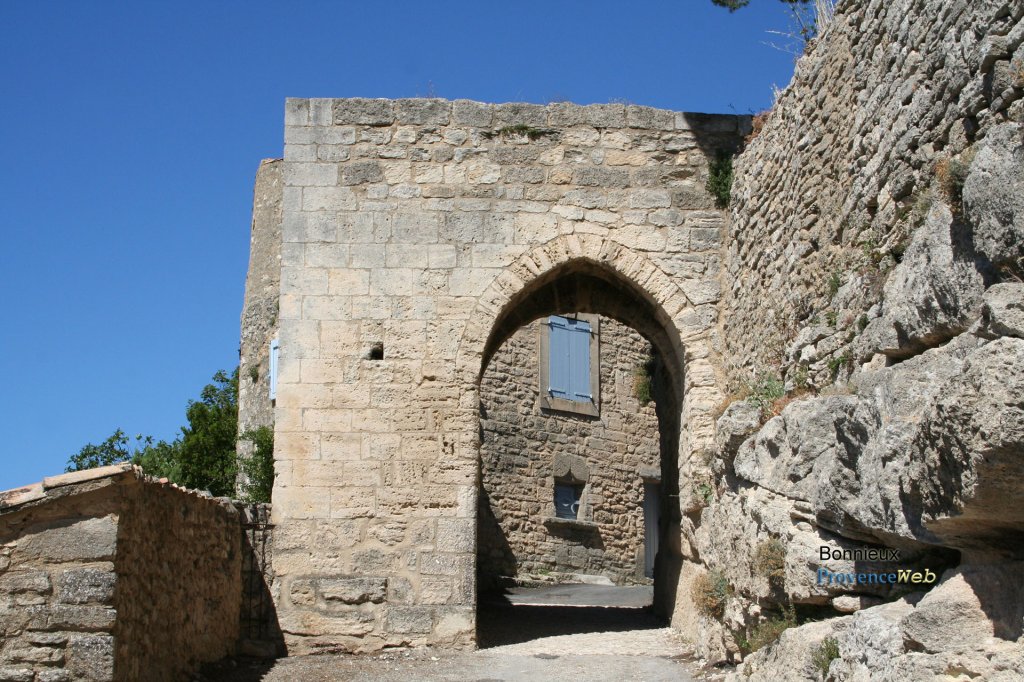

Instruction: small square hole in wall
[367,342,384,360]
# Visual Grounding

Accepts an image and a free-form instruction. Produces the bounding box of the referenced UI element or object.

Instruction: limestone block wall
[0,466,243,682]
[271,97,746,651]
[478,317,659,585]
[724,0,1024,387]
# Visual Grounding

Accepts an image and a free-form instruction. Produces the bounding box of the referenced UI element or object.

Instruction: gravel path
[204,587,712,681]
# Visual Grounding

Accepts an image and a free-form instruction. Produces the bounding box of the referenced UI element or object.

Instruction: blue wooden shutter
[568,318,592,401]
[548,316,571,399]
[269,338,280,401]
[548,316,591,403]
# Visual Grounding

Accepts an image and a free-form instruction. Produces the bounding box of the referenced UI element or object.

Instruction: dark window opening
[554,481,584,520]
[367,342,384,360]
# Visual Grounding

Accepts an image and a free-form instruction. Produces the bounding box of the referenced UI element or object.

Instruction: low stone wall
[113,475,241,681]
[0,465,250,681]
[0,476,121,681]
[478,317,660,585]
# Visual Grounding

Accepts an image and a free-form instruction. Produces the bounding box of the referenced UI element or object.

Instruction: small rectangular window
[269,338,280,401]
[554,481,584,520]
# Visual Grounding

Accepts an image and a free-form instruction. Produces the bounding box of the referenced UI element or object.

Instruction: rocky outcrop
[856,202,986,359]
[962,123,1024,276]
[733,564,1024,681]
[696,283,1024,672]
[690,2,1024,678]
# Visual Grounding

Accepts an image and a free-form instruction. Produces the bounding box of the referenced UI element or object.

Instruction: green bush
[827,272,842,297]
[746,604,797,652]
[827,353,852,378]
[67,368,240,498]
[935,155,971,213]
[239,425,275,503]
[707,152,734,208]
[633,355,655,406]
[746,374,786,419]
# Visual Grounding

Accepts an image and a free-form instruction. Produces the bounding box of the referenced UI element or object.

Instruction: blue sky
[0,0,799,491]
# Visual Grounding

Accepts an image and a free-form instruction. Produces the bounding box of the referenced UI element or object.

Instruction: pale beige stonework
[271,98,746,652]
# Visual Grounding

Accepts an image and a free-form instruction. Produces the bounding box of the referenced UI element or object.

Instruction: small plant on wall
[692,568,733,619]
[812,636,841,676]
[754,537,787,587]
[707,151,734,208]
[633,354,656,406]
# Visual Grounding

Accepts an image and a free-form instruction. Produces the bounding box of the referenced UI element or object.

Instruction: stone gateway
[245,98,746,652]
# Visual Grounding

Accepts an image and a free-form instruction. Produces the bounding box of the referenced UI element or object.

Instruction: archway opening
[472,259,686,647]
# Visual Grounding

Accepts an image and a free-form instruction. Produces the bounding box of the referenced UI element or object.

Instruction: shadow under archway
[474,258,688,645]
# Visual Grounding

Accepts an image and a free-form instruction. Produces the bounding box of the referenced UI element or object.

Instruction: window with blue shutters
[540,314,600,416]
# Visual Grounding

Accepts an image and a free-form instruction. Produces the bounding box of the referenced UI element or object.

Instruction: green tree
[133,437,182,482]
[177,368,239,497]
[66,429,151,472]
[711,0,811,11]
[66,368,242,498]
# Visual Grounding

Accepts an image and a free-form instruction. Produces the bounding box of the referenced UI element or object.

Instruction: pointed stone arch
[454,234,725,625]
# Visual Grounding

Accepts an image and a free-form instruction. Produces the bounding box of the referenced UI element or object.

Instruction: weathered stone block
[332,98,394,126]
[386,606,434,634]
[626,105,675,130]
[493,102,548,127]
[395,99,450,125]
[57,566,115,605]
[319,577,387,605]
[66,634,113,682]
[0,570,51,595]
[0,668,34,682]
[340,160,384,186]
[18,516,116,563]
[451,99,493,127]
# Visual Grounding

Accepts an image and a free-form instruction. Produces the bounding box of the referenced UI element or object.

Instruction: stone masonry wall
[675,0,1024,674]
[0,466,243,682]
[723,0,1024,388]
[271,98,746,652]
[0,478,120,681]
[114,476,241,682]
[478,317,660,585]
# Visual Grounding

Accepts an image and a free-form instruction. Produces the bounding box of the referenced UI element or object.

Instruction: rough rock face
[857,202,986,358]
[980,283,1024,338]
[724,0,1024,387]
[911,336,1024,554]
[733,564,1024,682]
[689,1,1024,677]
[962,123,1024,274]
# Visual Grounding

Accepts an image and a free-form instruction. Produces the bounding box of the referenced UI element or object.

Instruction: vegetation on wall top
[65,367,274,502]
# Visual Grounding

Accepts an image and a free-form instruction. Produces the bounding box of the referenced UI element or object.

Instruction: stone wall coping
[284,96,752,134]
[42,462,135,490]
[0,463,245,515]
